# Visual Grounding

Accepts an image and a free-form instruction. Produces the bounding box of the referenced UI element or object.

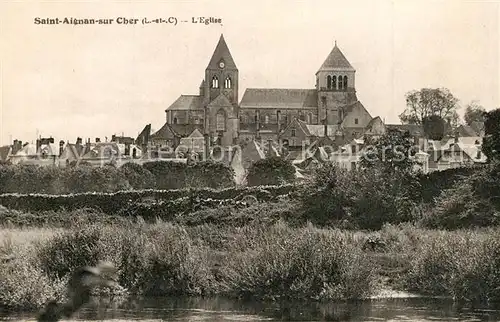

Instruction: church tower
[203,34,239,106]
[203,34,239,146]
[316,42,358,125]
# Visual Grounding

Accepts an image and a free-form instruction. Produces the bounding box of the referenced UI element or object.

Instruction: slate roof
[317,44,355,73]
[60,144,88,161]
[165,95,203,111]
[207,34,237,70]
[240,89,318,109]
[152,123,204,139]
[151,123,177,140]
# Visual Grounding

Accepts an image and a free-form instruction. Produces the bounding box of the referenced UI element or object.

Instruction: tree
[360,128,418,175]
[464,101,486,125]
[399,88,459,127]
[482,108,500,162]
[422,115,446,140]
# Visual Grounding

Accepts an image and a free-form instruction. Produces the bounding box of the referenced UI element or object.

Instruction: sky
[0,0,499,146]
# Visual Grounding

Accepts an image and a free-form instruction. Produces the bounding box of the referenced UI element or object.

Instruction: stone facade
[152,35,382,151]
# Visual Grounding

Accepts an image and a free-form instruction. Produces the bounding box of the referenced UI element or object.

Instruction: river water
[2,296,500,321]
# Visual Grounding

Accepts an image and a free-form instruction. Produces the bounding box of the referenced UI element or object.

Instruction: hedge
[0,184,296,215]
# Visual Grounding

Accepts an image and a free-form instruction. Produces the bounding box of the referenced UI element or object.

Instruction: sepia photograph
[0,0,499,321]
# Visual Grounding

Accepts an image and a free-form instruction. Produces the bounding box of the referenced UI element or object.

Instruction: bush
[0,255,66,310]
[0,185,295,215]
[247,157,295,187]
[418,166,479,203]
[299,163,422,230]
[119,162,156,189]
[118,223,213,296]
[143,161,187,190]
[420,162,500,230]
[63,164,131,193]
[471,161,500,211]
[404,230,500,302]
[185,161,235,189]
[0,165,64,194]
[423,181,498,229]
[218,222,374,300]
[298,163,351,226]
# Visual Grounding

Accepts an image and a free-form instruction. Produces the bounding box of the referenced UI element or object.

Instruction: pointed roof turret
[317,42,355,73]
[207,34,237,70]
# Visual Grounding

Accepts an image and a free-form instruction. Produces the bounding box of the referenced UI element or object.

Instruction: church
[148,34,385,153]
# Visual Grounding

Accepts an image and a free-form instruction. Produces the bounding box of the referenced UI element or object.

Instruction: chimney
[12,140,22,155]
[454,131,459,144]
[59,140,65,156]
[267,139,273,158]
[204,133,210,161]
[277,110,282,134]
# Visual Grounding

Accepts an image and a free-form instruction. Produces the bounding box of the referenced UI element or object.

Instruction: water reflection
[2,296,500,321]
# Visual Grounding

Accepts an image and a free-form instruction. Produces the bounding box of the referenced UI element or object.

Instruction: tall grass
[3,221,500,310]
[0,221,375,310]
[403,229,500,303]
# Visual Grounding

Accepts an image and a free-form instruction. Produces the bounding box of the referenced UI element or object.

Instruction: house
[9,138,58,166]
[330,138,365,170]
[425,136,486,172]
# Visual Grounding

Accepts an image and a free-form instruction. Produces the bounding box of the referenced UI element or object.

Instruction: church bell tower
[316,42,357,125]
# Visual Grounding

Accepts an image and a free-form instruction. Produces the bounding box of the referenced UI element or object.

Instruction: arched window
[224,76,232,89]
[173,117,178,124]
[216,110,225,131]
[338,76,343,90]
[343,76,348,90]
[264,114,270,124]
[307,113,312,123]
[212,76,219,88]
[332,76,337,90]
[327,75,332,89]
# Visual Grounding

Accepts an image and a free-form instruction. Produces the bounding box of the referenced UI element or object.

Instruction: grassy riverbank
[2,210,500,311]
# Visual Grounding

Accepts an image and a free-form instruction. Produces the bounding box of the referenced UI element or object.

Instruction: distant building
[150,35,383,153]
